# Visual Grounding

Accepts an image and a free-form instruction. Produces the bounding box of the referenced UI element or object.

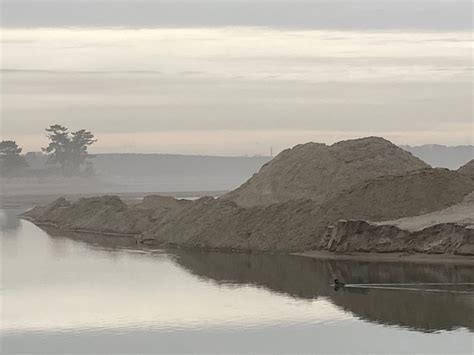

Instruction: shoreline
[20,217,474,265]
[295,250,474,265]
[20,217,140,238]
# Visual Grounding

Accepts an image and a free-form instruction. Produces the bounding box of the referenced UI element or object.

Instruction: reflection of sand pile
[24,137,474,256]
[172,249,474,332]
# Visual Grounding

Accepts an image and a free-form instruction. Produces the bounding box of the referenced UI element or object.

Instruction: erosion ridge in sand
[22,137,474,258]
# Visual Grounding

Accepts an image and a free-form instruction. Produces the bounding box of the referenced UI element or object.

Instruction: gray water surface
[1,208,473,354]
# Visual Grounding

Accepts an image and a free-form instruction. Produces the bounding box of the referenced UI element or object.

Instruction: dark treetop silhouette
[42,124,97,176]
[0,140,28,176]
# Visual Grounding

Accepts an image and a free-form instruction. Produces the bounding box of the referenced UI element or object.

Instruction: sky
[1,0,472,155]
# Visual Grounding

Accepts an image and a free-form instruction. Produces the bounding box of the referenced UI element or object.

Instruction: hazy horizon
[1,0,472,155]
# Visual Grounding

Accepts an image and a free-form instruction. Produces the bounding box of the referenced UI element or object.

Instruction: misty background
[1,0,473,197]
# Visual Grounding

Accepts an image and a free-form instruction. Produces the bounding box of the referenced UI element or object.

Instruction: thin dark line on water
[346,282,474,286]
[343,285,474,294]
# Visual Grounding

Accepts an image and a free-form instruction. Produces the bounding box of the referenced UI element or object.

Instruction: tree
[42,124,97,176]
[0,140,29,176]
[43,124,70,173]
[70,129,97,175]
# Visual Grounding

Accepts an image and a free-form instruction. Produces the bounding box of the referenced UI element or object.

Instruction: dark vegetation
[0,140,29,176]
[1,124,96,177]
[42,124,97,176]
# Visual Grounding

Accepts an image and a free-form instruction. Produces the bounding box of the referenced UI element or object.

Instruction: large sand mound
[223,137,429,207]
[142,168,474,252]
[23,138,474,255]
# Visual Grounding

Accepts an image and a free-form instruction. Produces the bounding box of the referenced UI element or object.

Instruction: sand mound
[458,159,474,178]
[374,192,474,233]
[140,197,323,251]
[223,137,429,207]
[23,195,190,236]
[23,137,474,255]
[137,195,192,216]
[324,220,474,255]
[142,169,474,252]
[319,168,474,223]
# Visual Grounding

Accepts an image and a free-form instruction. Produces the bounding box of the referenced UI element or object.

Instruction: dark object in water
[334,278,345,291]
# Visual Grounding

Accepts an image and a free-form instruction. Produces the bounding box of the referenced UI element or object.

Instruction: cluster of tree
[1,124,97,177]
[0,140,29,176]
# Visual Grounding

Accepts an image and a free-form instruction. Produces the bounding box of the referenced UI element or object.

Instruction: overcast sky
[1,0,472,155]
[2,0,472,30]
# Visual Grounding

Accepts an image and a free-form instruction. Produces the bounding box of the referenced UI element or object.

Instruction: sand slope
[223,137,428,207]
[458,159,474,178]
[141,168,474,252]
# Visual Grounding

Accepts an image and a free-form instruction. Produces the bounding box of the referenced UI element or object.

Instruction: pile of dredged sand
[140,168,474,251]
[24,137,474,254]
[24,195,190,236]
[223,137,429,207]
[458,159,474,178]
[319,190,474,256]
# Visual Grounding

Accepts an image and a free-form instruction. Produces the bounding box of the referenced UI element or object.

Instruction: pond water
[1,208,473,354]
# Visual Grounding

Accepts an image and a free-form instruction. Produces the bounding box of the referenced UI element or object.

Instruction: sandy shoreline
[18,217,474,265]
[295,250,474,265]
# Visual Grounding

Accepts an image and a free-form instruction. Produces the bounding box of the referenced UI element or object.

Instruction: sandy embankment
[306,192,474,262]
[21,138,474,261]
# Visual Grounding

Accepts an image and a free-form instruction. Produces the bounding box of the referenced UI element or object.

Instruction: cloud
[2,27,472,152]
[1,28,471,82]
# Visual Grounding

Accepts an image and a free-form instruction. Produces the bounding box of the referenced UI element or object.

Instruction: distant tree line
[0,124,97,177]
[0,140,28,176]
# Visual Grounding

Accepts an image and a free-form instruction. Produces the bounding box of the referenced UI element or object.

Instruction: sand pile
[24,137,474,255]
[324,220,473,256]
[321,190,474,256]
[374,192,474,232]
[23,195,190,236]
[223,137,429,207]
[458,159,474,178]
[141,168,474,252]
[318,168,474,223]
[140,198,321,251]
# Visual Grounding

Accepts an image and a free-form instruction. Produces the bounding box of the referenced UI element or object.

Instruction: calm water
[1,208,473,354]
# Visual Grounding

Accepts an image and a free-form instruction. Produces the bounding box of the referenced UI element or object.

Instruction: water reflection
[172,249,474,332]
[36,225,474,333]
[0,208,22,234]
[2,212,474,354]
[4,221,344,335]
